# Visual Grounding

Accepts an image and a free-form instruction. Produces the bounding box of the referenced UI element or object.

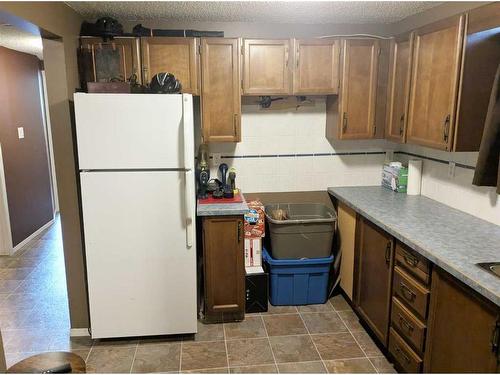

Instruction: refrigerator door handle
[184,170,194,248]
[182,95,194,171]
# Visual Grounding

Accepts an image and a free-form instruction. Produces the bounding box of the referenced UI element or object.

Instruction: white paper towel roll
[407,159,423,195]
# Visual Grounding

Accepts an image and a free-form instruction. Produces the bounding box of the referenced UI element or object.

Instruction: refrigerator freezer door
[80,171,197,338]
[74,93,194,170]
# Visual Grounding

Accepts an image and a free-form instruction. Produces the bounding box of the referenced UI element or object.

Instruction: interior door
[406,15,465,150]
[81,171,196,338]
[355,216,393,345]
[386,34,413,143]
[339,39,380,139]
[243,39,291,95]
[141,37,199,94]
[74,93,189,169]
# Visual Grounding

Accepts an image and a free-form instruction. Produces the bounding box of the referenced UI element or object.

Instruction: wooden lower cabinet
[202,216,245,322]
[424,268,500,373]
[354,216,393,345]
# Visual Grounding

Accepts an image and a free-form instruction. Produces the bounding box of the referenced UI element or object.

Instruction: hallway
[0,217,91,367]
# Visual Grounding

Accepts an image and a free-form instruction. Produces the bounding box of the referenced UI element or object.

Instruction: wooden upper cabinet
[79,37,141,87]
[406,15,466,150]
[386,34,413,143]
[424,268,500,372]
[201,38,241,143]
[141,37,199,95]
[243,39,292,95]
[293,39,340,95]
[339,39,380,139]
[354,216,393,345]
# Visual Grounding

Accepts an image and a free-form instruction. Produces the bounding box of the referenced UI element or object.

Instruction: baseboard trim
[70,328,90,337]
[13,218,54,254]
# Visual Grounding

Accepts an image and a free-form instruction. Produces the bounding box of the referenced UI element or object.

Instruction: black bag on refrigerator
[80,17,124,40]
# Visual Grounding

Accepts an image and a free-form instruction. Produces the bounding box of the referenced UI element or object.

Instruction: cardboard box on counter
[244,237,262,267]
[244,200,265,238]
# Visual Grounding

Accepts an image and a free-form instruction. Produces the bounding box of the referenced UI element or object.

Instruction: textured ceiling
[0,25,43,59]
[67,1,440,24]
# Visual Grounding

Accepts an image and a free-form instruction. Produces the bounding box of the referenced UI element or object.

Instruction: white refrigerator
[74,93,197,339]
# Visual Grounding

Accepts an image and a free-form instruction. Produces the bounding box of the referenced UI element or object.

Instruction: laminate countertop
[196,194,249,216]
[328,186,500,307]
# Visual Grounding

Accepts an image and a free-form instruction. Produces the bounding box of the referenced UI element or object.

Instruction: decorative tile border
[395,151,476,170]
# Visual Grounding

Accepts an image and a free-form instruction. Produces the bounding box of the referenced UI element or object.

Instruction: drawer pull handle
[403,253,419,267]
[398,314,414,333]
[491,319,500,354]
[400,282,416,302]
[395,346,411,364]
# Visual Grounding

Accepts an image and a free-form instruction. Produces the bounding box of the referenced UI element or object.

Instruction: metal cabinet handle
[296,46,299,68]
[399,114,405,136]
[285,46,289,68]
[400,282,416,302]
[491,318,500,354]
[395,346,411,364]
[398,314,415,334]
[237,221,242,243]
[385,240,392,265]
[342,112,348,133]
[443,114,450,142]
[403,253,419,268]
[233,114,239,137]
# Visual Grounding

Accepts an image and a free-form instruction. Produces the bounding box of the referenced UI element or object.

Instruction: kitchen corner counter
[328,186,500,307]
[196,195,249,217]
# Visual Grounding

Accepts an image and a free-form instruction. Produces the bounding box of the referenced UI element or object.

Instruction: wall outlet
[211,153,222,168]
[17,127,24,139]
[448,161,456,178]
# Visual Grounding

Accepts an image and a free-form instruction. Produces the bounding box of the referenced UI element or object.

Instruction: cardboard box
[244,200,265,238]
[244,237,262,267]
[245,267,268,313]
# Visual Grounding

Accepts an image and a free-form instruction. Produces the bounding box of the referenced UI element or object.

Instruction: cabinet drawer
[389,328,423,373]
[393,266,430,320]
[395,243,430,284]
[391,297,426,353]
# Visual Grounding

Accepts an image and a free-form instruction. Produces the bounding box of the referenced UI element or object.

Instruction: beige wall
[0,2,88,329]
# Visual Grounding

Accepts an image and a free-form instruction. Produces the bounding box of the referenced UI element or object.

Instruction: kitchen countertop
[196,194,249,217]
[328,186,500,307]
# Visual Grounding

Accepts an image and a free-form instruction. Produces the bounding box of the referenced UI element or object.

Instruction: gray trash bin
[265,203,337,259]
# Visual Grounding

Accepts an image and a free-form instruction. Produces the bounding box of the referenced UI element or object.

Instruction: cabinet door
[203,216,245,317]
[339,39,380,139]
[79,37,141,85]
[354,216,393,345]
[141,37,199,94]
[386,34,413,143]
[243,39,291,95]
[201,38,241,142]
[406,15,466,150]
[424,268,499,373]
[293,39,340,95]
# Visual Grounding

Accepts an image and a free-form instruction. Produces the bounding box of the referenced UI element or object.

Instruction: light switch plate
[17,127,24,139]
[211,153,221,168]
[385,150,394,162]
[448,161,456,178]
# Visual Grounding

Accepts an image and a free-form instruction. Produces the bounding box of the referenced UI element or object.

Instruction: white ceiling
[0,25,43,59]
[67,1,440,25]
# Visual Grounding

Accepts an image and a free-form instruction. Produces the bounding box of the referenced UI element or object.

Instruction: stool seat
[7,351,86,373]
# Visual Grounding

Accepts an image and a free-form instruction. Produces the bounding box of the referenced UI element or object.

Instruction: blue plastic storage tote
[263,248,333,306]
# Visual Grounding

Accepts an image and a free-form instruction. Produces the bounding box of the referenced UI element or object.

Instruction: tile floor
[0,218,396,373]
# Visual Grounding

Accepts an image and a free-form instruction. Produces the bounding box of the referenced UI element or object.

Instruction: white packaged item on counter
[407,159,423,195]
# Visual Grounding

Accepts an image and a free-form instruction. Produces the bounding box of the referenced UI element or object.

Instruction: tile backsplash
[206,97,386,193]
[197,97,499,226]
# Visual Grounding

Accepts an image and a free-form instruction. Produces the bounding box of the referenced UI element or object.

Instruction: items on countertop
[382,161,408,193]
[407,159,423,196]
[473,63,500,194]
